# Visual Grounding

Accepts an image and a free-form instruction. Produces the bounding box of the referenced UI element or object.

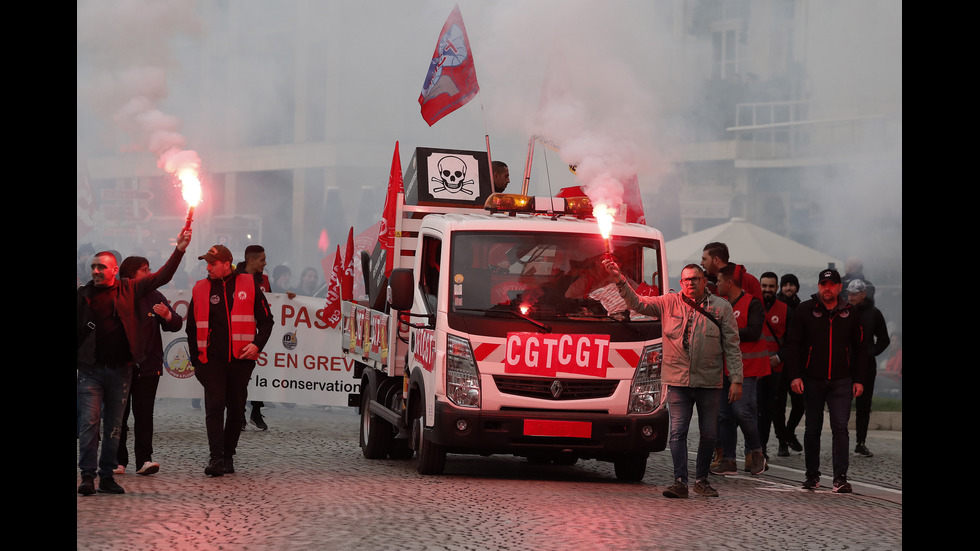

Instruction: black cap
[818,268,841,285]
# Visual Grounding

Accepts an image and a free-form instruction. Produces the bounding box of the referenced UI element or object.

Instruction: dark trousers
[854,370,877,444]
[194,361,256,459]
[117,372,161,468]
[756,372,778,450]
[802,377,852,480]
[772,369,805,440]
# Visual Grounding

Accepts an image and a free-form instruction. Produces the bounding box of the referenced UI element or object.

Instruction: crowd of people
[76,225,290,494]
[603,243,893,497]
[77,223,895,498]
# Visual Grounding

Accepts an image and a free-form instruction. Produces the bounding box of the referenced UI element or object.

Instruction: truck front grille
[493,375,619,401]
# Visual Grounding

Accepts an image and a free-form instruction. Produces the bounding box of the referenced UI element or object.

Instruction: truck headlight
[629,344,663,414]
[447,334,481,408]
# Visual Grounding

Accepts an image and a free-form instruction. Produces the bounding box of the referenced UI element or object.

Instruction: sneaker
[136,461,160,476]
[786,433,803,452]
[749,451,767,475]
[833,476,853,493]
[205,457,224,477]
[113,465,125,475]
[78,477,96,496]
[802,476,820,490]
[662,479,689,498]
[710,459,738,476]
[250,411,268,431]
[223,456,235,474]
[692,478,719,497]
[854,443,874,457]
[743,453,753,473]
[98,477,125,494]
[777,441,790,457]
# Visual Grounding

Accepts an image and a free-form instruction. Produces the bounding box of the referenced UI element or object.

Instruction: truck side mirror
[388,268,414,311]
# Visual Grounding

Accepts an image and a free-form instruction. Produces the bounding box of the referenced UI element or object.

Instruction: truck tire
[359,380,393,459]
[377,378,413,460]
[613,452,648,482]
[412,397,446,475]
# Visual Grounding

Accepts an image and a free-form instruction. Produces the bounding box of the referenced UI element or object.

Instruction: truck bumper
[429,402,668,459]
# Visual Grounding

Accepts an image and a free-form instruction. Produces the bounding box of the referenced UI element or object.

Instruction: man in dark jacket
[785,268,870,493]
[114,256,183,477]
[187,244,274,477]
[846,279,890,457]
[76,230,191,495]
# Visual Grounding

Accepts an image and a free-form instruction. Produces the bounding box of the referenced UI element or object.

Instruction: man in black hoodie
[784,268,870,493]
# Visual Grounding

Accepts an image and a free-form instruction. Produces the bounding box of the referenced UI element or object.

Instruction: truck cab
[342,147,668,481]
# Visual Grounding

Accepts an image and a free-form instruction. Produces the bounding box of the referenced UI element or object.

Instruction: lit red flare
[593,203,616,253]
[178,168,201,232]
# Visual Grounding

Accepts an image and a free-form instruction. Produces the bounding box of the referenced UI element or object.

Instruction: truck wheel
[360,382,393,459]
[613,452,648,482]
[412,399,446,475]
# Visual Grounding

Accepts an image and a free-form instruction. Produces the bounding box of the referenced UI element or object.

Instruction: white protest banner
[156,290,360,406]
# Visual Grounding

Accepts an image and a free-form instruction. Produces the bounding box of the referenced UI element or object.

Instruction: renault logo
[550,380,564,399]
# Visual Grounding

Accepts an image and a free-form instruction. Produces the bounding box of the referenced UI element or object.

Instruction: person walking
[114,256,183,477]
[187,244,274,477]
[756,272,792,459]
[712,264,768,476]
[846,279,890,457]
[77,229,191,495]
[784,268,870,493]
[774,272,804,455]
[604,260,743,498]
[236,245,272,431]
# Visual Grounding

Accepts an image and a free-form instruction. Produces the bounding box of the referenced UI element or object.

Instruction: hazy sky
[77,0,901,303]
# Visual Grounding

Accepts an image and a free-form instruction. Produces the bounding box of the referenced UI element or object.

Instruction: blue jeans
[717,376,762,460]
[77,362,132,479]
[802,377,852,480]
[666,385,722,484]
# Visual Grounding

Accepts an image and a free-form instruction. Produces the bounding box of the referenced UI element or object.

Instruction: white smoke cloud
[77,0,204,175]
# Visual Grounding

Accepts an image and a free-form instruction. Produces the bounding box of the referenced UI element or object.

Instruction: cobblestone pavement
[77,399,902,550]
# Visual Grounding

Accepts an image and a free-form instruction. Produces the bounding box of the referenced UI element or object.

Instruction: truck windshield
[448,231,663,323]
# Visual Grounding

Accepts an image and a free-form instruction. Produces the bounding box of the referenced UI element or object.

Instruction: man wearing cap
[784,268,870,493]
[77,229,192,495]
[846,279,890,457]
[187,244,274,477]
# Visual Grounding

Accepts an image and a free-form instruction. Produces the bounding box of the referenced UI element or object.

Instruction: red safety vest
[192,274,257,363]
[762,299,788,372]
[731,291,771,378]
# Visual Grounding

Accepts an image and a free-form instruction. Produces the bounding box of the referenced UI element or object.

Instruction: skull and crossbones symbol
[430,155,474,195]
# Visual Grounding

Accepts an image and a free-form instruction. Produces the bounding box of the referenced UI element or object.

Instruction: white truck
[341,147,669,480]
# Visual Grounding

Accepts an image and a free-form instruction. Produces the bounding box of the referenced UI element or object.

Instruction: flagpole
[481,103,493,181]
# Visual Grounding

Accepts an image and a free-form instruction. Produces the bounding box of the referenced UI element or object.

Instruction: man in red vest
[187,244,274,477]
[236,245,272,431]
[757,272,791,460]
[711,264,769,476]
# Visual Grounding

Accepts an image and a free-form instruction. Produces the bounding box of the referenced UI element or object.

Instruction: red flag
[323,245,343,329]
[342,227,354,301]
[379,142,403,275]
[418,4,479,126]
